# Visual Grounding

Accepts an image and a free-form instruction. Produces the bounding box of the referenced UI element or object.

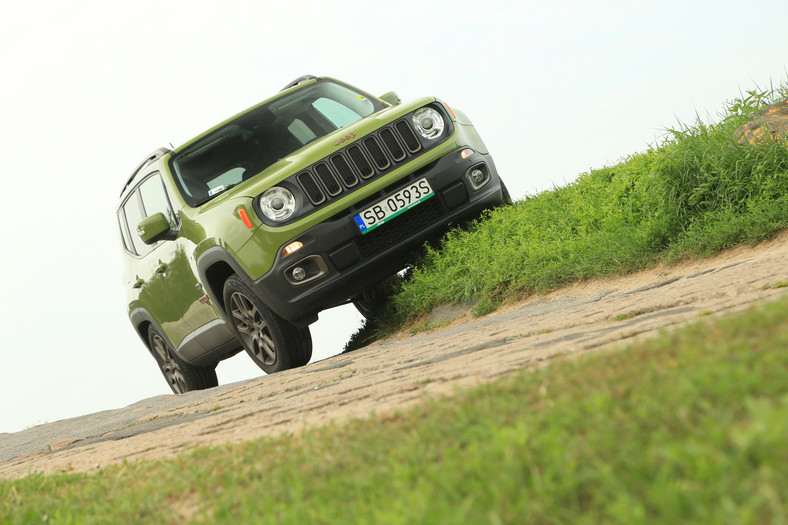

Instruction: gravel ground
[2,232,787,478]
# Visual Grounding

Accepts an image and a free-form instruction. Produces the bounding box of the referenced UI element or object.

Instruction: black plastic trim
[249,148,504,327]
[260,104,454,227]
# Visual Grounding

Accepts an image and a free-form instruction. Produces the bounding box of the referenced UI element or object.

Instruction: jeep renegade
[117,75,506,393]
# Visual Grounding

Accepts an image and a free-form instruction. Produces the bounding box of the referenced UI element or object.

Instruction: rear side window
[117,209,135,254]
[121,192,149,256]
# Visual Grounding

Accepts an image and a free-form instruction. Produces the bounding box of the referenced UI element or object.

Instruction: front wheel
[500,179,512,205]
[352,272,405,320]
[223,275,312,374]
[148,326,218,394]
[352,286,387,320]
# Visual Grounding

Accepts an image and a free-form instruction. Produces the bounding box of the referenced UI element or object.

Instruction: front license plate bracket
[353,178,434,234]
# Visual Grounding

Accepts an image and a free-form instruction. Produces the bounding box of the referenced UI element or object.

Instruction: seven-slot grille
[295,118,423,207]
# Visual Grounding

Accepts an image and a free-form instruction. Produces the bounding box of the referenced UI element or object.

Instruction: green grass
[353,83,788,339]
[4,81,788,524]
[3,295,788,524]
[610,309,649,322]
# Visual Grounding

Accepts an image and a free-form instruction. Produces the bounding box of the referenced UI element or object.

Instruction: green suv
[118,76,507,393]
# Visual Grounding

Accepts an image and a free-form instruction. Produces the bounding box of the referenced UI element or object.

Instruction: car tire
[223,275,312,374]
[298,327,313,367]
[351,271,404,320]
[148,326,218,394]
[500,180,512,205]
[352,286,387,320]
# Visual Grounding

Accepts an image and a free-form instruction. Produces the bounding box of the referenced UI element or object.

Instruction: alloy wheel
[150,332,188,394]
[229,291,277,366]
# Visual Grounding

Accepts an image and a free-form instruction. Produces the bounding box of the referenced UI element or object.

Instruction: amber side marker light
[282,241,304,257]
[444,102,457,119]
[460,148,475,159]
[238,208,254,229]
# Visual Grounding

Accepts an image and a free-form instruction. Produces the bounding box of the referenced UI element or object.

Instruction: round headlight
[412,107,445,139]
[259,187,296,221]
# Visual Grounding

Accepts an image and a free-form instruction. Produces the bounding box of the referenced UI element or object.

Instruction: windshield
[170,80,383,206]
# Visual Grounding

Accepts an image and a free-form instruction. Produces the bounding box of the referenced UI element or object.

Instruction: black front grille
[347,145,374,179]
[296,171,325,205]
[292,117,433,211]
[395,120,422,153]
[380,128,406,161]
[363,136,390,171]
[331,154,358,187]
[355,196,444,258]
[314,162,341,196]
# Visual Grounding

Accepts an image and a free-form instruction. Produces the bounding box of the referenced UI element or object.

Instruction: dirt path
[2,232,788,478]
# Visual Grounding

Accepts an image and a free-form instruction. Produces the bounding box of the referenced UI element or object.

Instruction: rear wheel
[223,275,312,373]
[148,326,218,394]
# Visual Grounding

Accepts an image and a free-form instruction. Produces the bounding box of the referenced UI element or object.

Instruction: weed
[611,309,647,321]
[4,296,788,523]
[408,320,431,334]
[471,298,500,317]
[353,79,788,337]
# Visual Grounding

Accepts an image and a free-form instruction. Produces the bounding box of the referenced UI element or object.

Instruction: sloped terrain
[2,230,787,479]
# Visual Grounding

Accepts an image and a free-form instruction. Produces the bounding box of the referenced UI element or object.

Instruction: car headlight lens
[259,187,296,221]
[412,107,445,139]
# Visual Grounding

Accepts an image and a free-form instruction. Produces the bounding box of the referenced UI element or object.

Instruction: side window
[138,174,176,228]
[118,173,176,257]
[117,213,134,253]
[121,192,149,256]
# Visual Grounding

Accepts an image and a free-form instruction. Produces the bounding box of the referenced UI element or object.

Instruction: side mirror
[380,91,401,106]
[137,213,173,245]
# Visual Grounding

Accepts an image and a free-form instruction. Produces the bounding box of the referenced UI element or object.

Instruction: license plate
[353,178,434,234]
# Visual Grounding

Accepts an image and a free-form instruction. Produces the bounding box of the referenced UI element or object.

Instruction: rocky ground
[2,231,787,479]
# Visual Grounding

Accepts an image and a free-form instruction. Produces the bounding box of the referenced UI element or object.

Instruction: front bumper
[251,147,505,326]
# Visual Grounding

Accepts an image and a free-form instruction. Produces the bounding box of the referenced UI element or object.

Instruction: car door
[121,173,198,349]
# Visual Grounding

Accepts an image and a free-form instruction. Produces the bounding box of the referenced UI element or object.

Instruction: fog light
[284,255,329,285]
[466,164,490,190]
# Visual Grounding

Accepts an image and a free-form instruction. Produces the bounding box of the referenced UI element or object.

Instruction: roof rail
[280,75,317,92]
[119,147,171,197]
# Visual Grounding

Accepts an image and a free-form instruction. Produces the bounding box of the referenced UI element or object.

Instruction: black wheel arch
[129,308,172,361]
[196,246,257,320]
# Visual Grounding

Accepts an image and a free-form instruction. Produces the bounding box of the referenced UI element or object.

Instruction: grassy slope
[2,295,787,524]
[351,85,788,344]
[3,85,788,524]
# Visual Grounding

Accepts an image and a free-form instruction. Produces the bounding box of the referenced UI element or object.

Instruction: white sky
[1,0,786,433]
